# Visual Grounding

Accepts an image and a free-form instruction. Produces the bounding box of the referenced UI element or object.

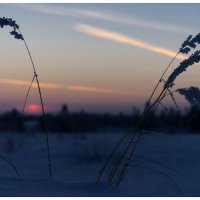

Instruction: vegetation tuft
[96,32,200,193]
[0,17,52,178]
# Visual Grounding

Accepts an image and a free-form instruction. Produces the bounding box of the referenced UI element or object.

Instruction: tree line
[0,104,200,133]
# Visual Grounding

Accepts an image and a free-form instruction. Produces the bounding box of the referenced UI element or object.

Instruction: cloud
[19,4,196,34]
[0,78,133,95]
[0,78,61,89]
[74,24,187,60]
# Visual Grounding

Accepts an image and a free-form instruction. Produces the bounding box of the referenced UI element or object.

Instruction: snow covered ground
[0,131,200,196]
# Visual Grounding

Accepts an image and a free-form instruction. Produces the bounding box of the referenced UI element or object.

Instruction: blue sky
[0,3,200,113]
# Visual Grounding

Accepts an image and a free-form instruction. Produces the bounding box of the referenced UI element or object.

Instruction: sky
[0,3,200,113]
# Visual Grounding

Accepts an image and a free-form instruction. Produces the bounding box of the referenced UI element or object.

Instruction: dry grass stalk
[96,33,200,192]
[0,17,52,178]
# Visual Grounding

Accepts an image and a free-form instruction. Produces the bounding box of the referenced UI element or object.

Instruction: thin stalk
[146,51,180,107]
[138,52,179,127]
[116,131,143,187]
[0,155,20,178]
[114,87,170,187]
[153,90,169,114]
[161,79,180,111]
[132,154,185,178]
[106,152,124,184]
[148,88,167,112]
[36,76,52,178]
[129,141,169,151]
[18,28,52,178]
[96,124,138,183]
[116,118,174,186]
[96,132,130,184]
[98,33,183,188]
[163,90,177,98]
[129,164,182,195]
[106,133,138,185]
[135,87,167,131]
[168,89,180,111]
[22,74,35,113]
[159,101,168,110]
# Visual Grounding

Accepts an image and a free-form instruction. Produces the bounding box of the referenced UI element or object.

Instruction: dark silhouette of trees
[0,109,24,131]
[1,104,200,134]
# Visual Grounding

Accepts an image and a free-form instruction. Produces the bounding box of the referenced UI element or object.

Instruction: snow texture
[0,131,200,196]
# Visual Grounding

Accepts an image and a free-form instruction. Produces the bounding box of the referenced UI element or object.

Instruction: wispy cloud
[75,24,187,60]
[19,4,195,34]
[0,78,133,95]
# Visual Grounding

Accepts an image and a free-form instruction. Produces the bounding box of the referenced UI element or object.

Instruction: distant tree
[59,104,69,116]
[1,109,24,131]
[58,104,70,132]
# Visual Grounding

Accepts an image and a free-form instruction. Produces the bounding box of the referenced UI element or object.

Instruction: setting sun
[26,103,41,113]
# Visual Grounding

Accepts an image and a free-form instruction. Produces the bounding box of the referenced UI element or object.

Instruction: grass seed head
[0,17,23,40]
[180,33,200,54]
[177,86,200,107]
[164,50,200,89]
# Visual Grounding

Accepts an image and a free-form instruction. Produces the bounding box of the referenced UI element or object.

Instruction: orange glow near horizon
[0,78,134,95]
[26,104,41,113]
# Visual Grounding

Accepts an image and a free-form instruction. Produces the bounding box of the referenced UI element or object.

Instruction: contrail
[19,4,196,34]
[75,23,187,60]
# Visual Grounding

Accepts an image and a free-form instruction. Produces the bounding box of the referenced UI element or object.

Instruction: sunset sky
[0,3,200,113]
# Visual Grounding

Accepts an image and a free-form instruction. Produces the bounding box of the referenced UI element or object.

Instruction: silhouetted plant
[177,86,200,108]
[96,32,200,192]
[0,17,52,177]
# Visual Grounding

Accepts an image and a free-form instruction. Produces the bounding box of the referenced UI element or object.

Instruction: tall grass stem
[18,28,52,178]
